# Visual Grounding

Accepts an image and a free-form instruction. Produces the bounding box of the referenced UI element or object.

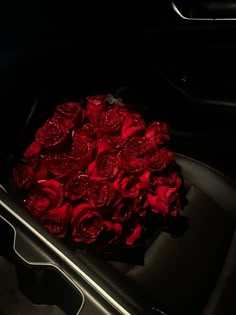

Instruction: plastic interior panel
[0,216,84,315]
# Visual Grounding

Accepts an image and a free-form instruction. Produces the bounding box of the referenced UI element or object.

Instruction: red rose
[40,203,72,238]
[14,159,47,189]
[33,159,48,181]
[88,150,119,179]
[55,102,84,129]
[146,121,170,146]
[44,154,75,181]
[78,123,96,139]
[35,118,70,153]
[88,180,115,210]
[144,147,174,171]
[124,136,149,156]
[118,150,144,173]
[121,112,146,139]
[113,170,150,198]
[97,221,122,248]
[96,139,113,154]
[99,108,122,134]
[64,172,89,201]
[23,142,41,161]
[86,95,107,124]
[13,164,35,189]
[71,203,104,244]
[126,224,143,246]
[147,185,181,216]
[25,179,63,218]
[112,201,132,222]
[151,172,182,193]
[71,133,96,169]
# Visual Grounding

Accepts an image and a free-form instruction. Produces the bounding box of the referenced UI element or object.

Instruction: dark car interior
[0,1,236,315]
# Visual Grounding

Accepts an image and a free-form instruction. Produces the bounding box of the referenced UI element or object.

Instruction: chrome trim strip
[0,200,131,315]
[172,2,213,20]
[172,2,236,21]
[0,215,85,315]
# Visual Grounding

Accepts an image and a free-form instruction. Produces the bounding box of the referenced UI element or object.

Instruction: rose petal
[71,203,104,244]
[118,150,144,173]
[99,108,122,134]
[144,147,173,172]
[121,113,146,139]
[44,154,75,181]
[23,142,42,161]
[98,221,122,247]
[126,224,143,246]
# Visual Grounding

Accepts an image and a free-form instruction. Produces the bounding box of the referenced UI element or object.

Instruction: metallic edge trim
[0,200,131,315]
[172,2,236,21]
[172,2,213,20]
[0,215,85,315]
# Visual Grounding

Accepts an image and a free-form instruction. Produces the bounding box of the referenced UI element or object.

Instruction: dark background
[0,1,236,179]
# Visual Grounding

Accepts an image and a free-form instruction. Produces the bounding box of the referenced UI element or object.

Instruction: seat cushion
[111,154,236,315]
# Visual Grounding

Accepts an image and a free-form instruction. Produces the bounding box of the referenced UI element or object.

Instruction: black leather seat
[112,154,236,315]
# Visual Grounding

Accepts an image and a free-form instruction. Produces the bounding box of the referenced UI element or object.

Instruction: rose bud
[64,172,89,201]
[35,118,70,153]
[40,203,73,238]
[71,203,104,244]
[24,179,63,218]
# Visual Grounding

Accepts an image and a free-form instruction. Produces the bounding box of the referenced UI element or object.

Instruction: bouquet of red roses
[13,95,182,250]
